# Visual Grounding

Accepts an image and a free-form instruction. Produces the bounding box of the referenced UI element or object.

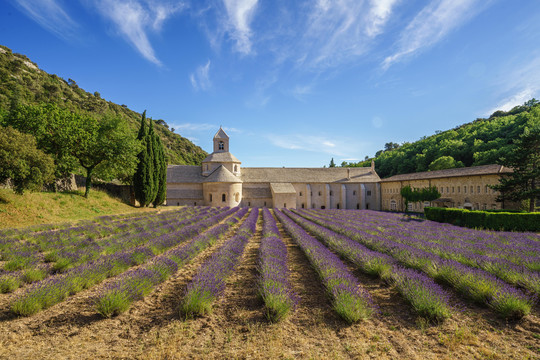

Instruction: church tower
[213,127,229,153]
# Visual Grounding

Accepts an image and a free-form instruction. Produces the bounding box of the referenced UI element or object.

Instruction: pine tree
[133,111,155,207]
[493,118,540,212]
[153,135,167,207]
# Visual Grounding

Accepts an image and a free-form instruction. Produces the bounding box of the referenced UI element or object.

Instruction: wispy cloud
[91,0,184,65]
[175,123,217,131]
[382,0,491,70]
[12,0,78,39]
[190,60,212,91]
[298,0,399,69]
[266,133,362,157]
[222,0,259,54]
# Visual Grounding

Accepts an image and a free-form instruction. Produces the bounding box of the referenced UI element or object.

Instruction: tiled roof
[202,152,241,163]
[242,187,272,198]
[379,164,512,182]
[240,167,380,183]
[167,165,204,183]
[270,183,296,194]
[166,189,204,199]
[204,165,242,183]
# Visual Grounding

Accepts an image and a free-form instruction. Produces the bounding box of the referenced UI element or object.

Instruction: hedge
[424,207,540,232]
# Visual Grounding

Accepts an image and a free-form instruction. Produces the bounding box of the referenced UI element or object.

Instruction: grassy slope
[0,189,161,229]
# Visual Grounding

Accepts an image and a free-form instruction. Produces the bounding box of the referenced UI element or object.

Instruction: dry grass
[0,213,538,359]
[0,188,159,229]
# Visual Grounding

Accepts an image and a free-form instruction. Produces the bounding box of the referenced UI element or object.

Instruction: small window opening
[337,203,340,209]
[222,194,226,202]
[301,203,305,208]
[218,141,224,150]
[209,194,213,202]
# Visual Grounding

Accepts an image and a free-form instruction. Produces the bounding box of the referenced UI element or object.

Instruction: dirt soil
[0,215,539,360]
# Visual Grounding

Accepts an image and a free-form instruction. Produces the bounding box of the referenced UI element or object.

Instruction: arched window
[218,141,224,150]
[209,194,212,202]
[330,190,333,196]
[353,190,356,196]
[318,191,322,196]
[222,193,226,202]
[234,165,238,172]
[336,203,340,209]
[301,203,305,208]
[264,201,267,207]
[390,200,397,210]
[356,203,360,209]
[299,192,303,196]
[284,203,287,208]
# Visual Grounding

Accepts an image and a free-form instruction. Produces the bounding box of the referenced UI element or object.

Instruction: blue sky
[2,0,540,167]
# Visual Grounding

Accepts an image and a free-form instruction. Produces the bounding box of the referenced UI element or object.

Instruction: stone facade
[167,128,381,209]
[380,165,513,212]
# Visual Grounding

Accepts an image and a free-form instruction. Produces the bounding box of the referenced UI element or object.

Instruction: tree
[400,185,441,212]
[493,113,540,212]
[69,114,141,198]
[152,135,167,207]
[428,156,464,171]
[0,126,54,194]
[133,111,155,207]
[329,158,336,167]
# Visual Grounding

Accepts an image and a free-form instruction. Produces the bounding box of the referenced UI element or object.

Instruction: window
[446,187,449,193]
[366,203,369,209]
[248,202,251,206]
[218,141,224,150]
[209,194,213,202]
[284,203,287,208]
[485,185,489,194]
[458,186,460,193]
[353,190,357,196]
[264,201,267,207]
[312,204,315,208]
[234,165,238,172]
[357,203,360,209]
[330,191,333,196]
[321,206,325,209]
[299,191,303,196]
[366,190,371,196]
[222,194,226,202]
[301,203,305,208]
[464,186,467,193]
[311,191,313,196]
[194,202,197,206]
[337,203,340,209]
[424,201,430,207]
[206,164,209,171]
[318,191,322,196]
[452,187,455,193]
[477,186,480,194]
[408,203,413,212]
[177,202,180,206]
[470,186,473,193]
[390,200,397,211]
[235,193,240,202]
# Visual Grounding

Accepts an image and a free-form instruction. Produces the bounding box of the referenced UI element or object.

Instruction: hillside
[345,100,540,178]
[0,45,207,165]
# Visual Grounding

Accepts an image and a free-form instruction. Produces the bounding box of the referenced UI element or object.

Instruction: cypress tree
[153,135,167,207]
[133,111,154,207]
[147,119,157,204]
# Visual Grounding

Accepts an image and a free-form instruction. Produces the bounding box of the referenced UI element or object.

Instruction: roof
[242,187,272,198]
[166,189,204,199]
[240,167,380,183]
[204,165,242,183]
[214,127,229,139]
[380,164,512,182]
[202,152,241,163]
[167,165,204,183]
[270,183,296,194]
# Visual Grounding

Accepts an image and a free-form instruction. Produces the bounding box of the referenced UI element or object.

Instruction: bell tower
[213,127,229,153]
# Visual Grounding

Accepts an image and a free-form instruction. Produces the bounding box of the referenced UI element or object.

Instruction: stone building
[167,128,382,209]
[379,164,513,212]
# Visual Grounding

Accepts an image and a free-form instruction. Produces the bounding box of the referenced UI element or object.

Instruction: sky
[1,0,540,167]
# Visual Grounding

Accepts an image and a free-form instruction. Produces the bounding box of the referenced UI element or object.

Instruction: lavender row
[0,207,220,294]
[298,210,534,319]
[181,208,259,316]
[10,207,240,316]
[275,209,375,323]
[285,209,454,320]
[95,208,249,317]
[257,208,298,322]
[307,210,540,294]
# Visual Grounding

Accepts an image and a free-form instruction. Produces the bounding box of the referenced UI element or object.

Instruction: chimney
[371,160,375,171]
[347,168,351,180]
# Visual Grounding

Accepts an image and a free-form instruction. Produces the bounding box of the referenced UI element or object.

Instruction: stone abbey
[166,128,510,211]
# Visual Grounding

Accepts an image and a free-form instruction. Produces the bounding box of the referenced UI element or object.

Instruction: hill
[0,44,207,165]
[344,100,540,178]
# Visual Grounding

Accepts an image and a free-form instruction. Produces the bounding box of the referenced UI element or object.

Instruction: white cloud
[266,133,361,157]
[299,0,398,69]
[91,0,184,65]
[190,60,212,91]
[382,0,491,70]
[174,123,217,131]
[222,0,259,54]
[13,0,78,39]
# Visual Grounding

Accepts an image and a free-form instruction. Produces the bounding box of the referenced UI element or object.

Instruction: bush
[424,207,540,232]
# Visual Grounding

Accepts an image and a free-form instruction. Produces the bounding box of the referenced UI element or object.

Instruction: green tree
[329,158,336,167]
[147,119,158,203]
[69,114,141,198]
[0,126,55,194]
[152,135,167,207]
[493,112,540,212]
[133,111,156,207]
[428,156,464,171]
[400,185,441,212]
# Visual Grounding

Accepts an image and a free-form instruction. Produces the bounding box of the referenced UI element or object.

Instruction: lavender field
[0,208,538,359]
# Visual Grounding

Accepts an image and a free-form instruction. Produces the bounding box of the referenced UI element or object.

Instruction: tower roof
[202,152,241,163]
[204,165,242,183]
[213,127,229,139]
